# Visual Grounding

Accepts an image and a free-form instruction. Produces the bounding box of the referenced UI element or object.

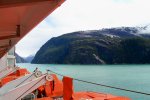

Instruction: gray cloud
[16,0,150,57]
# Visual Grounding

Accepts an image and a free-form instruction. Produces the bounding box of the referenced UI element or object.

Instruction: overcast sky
[16,0,150,57]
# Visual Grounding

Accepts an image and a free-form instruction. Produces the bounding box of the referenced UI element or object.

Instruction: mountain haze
[15,53,27,63]
[24,55,35,63]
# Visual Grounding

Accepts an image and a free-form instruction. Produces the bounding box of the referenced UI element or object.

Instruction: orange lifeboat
[0,68,30,86]
[63,76,131,100]
[0,68,131,100]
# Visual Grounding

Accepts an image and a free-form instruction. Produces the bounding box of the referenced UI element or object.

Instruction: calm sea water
[16,63,150,100]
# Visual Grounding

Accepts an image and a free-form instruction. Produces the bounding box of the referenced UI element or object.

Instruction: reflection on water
[16,63,150,100]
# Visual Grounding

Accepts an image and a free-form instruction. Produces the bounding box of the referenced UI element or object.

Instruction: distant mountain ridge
[32,27,150,64]
[24,55,35,63]
[15,53,27,63]
[15,53,34,63]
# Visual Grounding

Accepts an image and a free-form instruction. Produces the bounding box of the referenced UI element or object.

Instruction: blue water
[16,63,150,100]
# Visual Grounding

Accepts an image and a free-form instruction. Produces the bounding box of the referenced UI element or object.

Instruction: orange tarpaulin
[63,76,74,100]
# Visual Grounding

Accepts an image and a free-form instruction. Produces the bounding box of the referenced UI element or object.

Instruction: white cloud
[16,0,150,57]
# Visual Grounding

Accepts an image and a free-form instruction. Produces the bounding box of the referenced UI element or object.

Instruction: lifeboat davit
[0,68,131,100]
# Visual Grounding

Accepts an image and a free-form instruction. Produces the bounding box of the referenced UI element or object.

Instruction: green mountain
[32,27,150,64]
